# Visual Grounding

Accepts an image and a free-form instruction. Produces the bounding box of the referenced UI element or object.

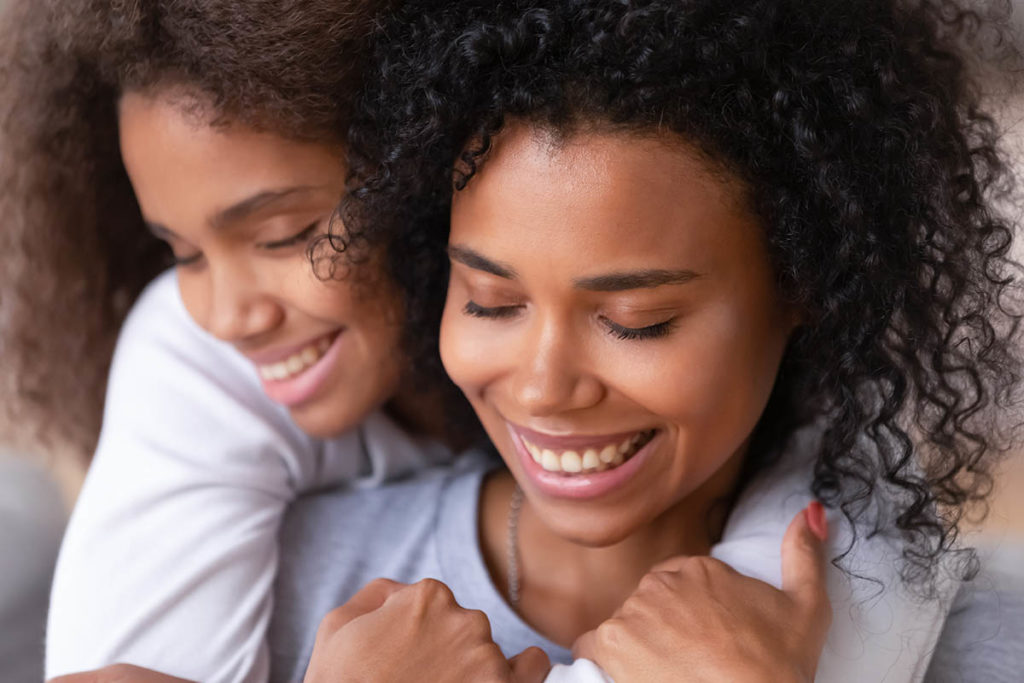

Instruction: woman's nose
[511,318,604,417]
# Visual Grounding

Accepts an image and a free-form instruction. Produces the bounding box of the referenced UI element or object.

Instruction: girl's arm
[46,271,375,683]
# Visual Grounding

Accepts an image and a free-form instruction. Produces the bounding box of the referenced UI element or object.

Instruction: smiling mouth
[257,332,338,382]
[519,429,658,474]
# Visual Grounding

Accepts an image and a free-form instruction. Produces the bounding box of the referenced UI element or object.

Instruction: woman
[268,0,1024,680]
[0,1,862,681]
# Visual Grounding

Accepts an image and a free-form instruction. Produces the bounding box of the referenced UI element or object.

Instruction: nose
[192,260,284,344]
[511,315,604,417]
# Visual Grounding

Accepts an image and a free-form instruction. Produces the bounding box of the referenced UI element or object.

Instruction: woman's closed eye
[463,300,524,319]
[600,316,677,341]
[463,298,677,341]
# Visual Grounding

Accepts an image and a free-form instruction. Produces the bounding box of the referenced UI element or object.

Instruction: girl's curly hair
[341,0,1024,590]
[0,0,385,461]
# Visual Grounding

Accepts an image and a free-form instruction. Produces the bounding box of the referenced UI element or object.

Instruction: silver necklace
[506,485,524,607]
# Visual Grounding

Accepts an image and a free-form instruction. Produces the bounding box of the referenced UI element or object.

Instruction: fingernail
[805,501,828,542]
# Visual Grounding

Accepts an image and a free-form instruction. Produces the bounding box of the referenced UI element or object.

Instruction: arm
[45,271,356,683]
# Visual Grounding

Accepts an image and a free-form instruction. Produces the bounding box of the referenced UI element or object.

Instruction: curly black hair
[340,0,1024,591]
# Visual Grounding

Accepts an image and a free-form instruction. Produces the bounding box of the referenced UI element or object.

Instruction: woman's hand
[573,503,831,683]
[304,577,550,683]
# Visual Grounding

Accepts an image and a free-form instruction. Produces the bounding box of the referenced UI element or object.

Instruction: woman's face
[441,124,798,546]
[118,90,403,438]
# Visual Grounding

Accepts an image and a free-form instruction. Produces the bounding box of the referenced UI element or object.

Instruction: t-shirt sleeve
[923,566,1024,682]
[45,271,357,683]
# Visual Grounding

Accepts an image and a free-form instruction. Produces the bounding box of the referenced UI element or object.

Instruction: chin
[540,510,639,548]
[289,403,365,439]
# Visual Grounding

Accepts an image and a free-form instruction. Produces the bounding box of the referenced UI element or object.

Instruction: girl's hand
[304,577,550,683]
[573,503,831,683]
[49,664,194,682]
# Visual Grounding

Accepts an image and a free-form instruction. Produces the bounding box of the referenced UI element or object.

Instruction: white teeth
[561,450,582,473]
[257,335,334,382]
[522,431,653,474]
[541,450,560,471]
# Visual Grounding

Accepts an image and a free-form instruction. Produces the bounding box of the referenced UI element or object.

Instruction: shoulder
[270,462,490,679]
[925,562,1024,682]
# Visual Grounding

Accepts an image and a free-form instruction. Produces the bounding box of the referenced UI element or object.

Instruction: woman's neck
[479,457,742,648]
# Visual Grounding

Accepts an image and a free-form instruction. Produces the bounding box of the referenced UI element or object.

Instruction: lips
[506,422,661,499]
[254,330,346,407]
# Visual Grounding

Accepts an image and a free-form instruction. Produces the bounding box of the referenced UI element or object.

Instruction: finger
[326,578,406,631]
[571,629,597,662]
[508,647,551,683]
[781,502,828,610]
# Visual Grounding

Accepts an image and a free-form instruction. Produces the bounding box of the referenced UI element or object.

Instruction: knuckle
[595,618,625,650]
[316,606,347,635]
[638,569,674,593]
[465,608,492,633]
[416,577,454,601]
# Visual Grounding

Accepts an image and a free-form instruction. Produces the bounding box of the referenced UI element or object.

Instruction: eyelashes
[261,221,320,250]
[462,300,676,341]
[602,317,677,340]
[169,221,322,268]
[462,300,523,319]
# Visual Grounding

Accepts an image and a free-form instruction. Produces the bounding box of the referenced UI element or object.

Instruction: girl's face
[441,124,799,546]
[119,91,403,438]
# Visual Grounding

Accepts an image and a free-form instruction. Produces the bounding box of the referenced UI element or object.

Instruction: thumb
[509,646,551,683]
[781,502,829,612]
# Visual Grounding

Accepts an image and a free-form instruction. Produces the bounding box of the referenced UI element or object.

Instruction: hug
[0,0,1021,681]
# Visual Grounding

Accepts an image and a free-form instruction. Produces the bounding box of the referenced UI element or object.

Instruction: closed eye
[261,221,320,250]
[463,300,523,319]
[601,316,677,341]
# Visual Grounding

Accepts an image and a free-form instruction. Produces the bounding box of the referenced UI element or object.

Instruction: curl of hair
[0,0,383,461]
[341,0,1024,591]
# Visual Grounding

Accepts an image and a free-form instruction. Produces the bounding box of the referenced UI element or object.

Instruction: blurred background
[0,1,1022,682]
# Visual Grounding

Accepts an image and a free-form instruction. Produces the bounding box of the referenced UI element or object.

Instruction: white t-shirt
[45,270,960,682]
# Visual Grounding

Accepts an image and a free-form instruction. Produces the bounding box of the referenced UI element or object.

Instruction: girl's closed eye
[260,220,322,250]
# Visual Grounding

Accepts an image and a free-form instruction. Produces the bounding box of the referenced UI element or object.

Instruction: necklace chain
[506,485,524,607]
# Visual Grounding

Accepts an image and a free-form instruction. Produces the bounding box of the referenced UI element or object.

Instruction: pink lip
[243,330,342,364]
[506,423,661,500]
[259,330,345,407]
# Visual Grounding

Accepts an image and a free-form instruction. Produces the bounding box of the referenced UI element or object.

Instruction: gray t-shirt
[269,456,570,682]
[269,459,1024,682]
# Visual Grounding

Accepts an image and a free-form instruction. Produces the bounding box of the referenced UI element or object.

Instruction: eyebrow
[573,269,701,291]
[211,186,326,229]
[448,244,701,291]
[447,245,518,279]
[143,185,330,241]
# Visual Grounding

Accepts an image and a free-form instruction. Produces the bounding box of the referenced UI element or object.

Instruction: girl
[268,0,1024,680]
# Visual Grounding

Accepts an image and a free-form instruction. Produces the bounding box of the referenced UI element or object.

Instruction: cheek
[176,269,212,329]
[613,304,789,437]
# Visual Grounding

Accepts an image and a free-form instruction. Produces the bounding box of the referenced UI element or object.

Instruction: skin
[441,123,801,645]
[119,89,408,439]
